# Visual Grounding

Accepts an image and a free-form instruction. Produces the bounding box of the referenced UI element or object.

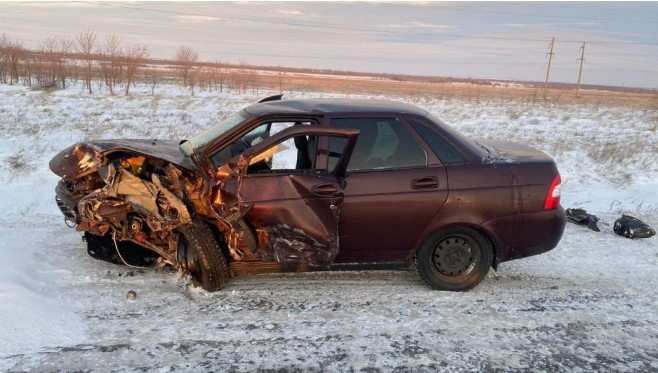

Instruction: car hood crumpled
[49,139,196,179]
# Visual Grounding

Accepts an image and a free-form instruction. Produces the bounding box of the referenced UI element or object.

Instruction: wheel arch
[409,222,501,269]
[177,218,231,291]
[199,218,232,262]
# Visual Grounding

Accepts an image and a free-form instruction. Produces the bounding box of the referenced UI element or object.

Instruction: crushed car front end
[49,140,221,282]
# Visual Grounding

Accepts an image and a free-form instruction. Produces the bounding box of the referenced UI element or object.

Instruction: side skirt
[229,261,411,277]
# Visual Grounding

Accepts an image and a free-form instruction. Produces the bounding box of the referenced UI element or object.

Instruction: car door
[208,125,359,270]
[327,116,449,263]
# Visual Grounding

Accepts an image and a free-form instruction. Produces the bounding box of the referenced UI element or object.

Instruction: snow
[0,82,657,371]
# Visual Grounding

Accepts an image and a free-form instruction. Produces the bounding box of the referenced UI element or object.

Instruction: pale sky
[1,1,657,88]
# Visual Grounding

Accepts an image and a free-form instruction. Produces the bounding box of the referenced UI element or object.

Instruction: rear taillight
[544,174,561,210]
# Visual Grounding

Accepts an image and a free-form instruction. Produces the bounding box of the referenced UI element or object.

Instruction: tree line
[0,31,272,96]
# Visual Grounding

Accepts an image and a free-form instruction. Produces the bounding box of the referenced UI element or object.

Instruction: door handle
[411,176,439,190]
[311,183,341,197]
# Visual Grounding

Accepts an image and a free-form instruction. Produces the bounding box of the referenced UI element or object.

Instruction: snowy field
[0,83,657,371]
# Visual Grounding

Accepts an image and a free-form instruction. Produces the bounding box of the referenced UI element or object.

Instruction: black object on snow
[566,208,600,232]
[613,215,656,239]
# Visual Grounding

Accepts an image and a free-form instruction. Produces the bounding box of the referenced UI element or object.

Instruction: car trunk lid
[479,140,554,164]
[478,140,560,213]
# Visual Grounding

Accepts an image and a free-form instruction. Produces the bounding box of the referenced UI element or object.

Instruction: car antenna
[258,94,283,103]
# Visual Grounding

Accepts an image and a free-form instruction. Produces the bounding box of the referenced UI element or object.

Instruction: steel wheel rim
[179,236,202,279]
[432,236,479,277]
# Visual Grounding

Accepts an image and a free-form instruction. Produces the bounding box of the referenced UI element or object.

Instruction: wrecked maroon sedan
[50,96,565,292]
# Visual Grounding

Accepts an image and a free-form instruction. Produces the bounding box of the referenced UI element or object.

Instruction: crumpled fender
[50,143,104,179]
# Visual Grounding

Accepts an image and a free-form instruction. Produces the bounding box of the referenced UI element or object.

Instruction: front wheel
[416,227,493,291]
[177,220,230,292]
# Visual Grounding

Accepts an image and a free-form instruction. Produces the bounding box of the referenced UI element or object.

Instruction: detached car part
[614,215,656,239]
[566,208,601,232]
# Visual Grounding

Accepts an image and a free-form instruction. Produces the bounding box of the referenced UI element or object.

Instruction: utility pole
[576,41,586,95]
[278,70,283,93]
[544,37,555,91]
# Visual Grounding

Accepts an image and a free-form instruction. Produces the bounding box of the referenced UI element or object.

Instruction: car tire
[178,219,230,292]
[416,227,493,291]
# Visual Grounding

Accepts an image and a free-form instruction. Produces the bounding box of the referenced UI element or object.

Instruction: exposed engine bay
[58,153,192,264]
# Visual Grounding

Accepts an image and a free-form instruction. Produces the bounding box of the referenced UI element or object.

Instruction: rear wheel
[177,220,229,292]
[416,227,493,291]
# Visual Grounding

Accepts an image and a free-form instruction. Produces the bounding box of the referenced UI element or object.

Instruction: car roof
[243,98,429,117]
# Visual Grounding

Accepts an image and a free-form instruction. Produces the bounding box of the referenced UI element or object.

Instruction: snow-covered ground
[0,83,656,371]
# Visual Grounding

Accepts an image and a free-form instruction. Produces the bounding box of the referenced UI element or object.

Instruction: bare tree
[0,36,25,85]
[0,34,7,84]
[76,30,96,94]
[37,37,59,88]
[123,44,148,95]
[196,67,208,91]
[217,65,225,92]
[240,69,259,95]
[57,39,74,89]
[7,40,24,85]
[145,68,159,96]
[188,66,199,95]
[175,45,198,87]
[23,56,34,87]
[100,34,122,95]
[210,62,225,92]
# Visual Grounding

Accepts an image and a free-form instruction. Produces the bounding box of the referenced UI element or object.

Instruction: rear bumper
[485,207,566,264]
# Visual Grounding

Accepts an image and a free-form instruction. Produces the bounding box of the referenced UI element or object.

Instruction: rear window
[409,118,465,164]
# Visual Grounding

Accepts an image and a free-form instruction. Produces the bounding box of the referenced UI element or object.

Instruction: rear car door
[327,116,448,263]
[208,125,358,270]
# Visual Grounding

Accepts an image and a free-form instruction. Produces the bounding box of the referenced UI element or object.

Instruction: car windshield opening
[180,111,247,155]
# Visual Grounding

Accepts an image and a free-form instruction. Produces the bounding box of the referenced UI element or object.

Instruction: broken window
[248,135,319,174]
